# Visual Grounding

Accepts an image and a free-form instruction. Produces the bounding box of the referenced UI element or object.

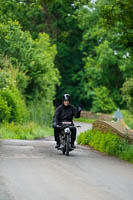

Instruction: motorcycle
[56,122,81,156]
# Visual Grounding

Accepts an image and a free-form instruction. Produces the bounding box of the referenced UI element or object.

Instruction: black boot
[71,144,76,149]
[71,140,76,149]
[55,142,60,148]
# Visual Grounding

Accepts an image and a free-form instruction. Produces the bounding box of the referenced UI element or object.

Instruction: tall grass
[0,122,53,140]
[0,99,54,140]
[28,100,54,127]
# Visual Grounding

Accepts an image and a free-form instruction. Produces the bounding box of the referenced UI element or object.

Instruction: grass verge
[77,129,133,163]
[0,122,53,140]
[74,117,96,123]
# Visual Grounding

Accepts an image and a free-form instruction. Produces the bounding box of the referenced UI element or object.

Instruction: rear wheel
[66,135,70,156]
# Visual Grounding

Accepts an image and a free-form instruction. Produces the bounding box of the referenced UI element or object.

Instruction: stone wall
[93,120,133,143]
[81,111,112,121]
[80,111,96,119]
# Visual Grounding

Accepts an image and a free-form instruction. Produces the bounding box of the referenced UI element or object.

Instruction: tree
[0,0,89,107]
[1,0,133,112]
[0,21,60,102]
[92,86,116,113]
[97,0,133,52]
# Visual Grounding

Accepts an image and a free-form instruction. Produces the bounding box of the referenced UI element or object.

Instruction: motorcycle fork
[65,132,71,146]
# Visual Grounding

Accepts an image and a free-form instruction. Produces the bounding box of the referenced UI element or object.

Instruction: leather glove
[78,105,82,112]
[53,122,57,128]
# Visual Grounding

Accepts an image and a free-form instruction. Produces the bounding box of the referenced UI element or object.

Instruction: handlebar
[56,125,81,128]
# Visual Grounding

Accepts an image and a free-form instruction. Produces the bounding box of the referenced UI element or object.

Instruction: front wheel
[66,135,70,156]
[62,148,65,155]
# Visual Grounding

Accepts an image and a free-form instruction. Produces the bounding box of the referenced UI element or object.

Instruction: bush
[77,130,133,163]
[121,78,133,113]
[0,71,10,90]
[0,96,11,122]
[0,55,29,94]
[121,110,133,129]
[0,87,28,123]
[0,57,29,123]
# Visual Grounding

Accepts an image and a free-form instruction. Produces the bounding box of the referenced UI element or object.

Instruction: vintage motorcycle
[56,122,80,156]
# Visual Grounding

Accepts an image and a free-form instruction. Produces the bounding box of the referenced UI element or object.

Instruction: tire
[66,135,70,156]
[62,148,65,155]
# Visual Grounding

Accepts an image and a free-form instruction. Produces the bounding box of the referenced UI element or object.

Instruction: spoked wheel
[66,135,70,156]
[62,147,65,155]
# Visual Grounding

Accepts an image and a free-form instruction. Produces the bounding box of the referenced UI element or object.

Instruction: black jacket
[53,104,80,125]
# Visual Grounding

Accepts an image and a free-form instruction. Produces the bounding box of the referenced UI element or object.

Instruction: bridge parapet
[81,111,112,121]
[93,120,133,144]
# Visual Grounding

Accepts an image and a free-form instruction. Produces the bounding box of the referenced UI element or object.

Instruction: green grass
[0,122,53,140]
[77,129,133,163]
[74,117,96,123]
[121,110,133,130]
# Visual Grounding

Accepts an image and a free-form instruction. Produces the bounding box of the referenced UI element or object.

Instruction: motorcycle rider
[53,94,82,148]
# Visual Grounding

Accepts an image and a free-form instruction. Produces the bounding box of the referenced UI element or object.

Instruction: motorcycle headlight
[64,128,70,133]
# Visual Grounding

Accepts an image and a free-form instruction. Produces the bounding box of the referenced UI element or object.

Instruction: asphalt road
[0,122,133,200]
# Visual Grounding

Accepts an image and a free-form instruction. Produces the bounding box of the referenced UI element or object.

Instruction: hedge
[77,130,133,163]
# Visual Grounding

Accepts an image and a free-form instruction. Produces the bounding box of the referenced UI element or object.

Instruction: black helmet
[63,94,70,101]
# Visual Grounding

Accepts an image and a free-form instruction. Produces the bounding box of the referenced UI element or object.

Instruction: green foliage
[77,130,133,163]
[0,122,53,140]
[28,99,54,127]
[0,21,60,102]
[0,88,28,123]
[97,0,133,51]
[92,87,116,113]
[74,117,96,123]
[77,130,120,155]
[121,110,133,129]
[121,78,133,113]
[0,58,28,123]
[1,0,133,114]
[0,8,60,127]
[0,0,44,39]
[0,96,11,122]
[0,55,29,94]
[119,145,133,163]
[0,71,10,90]
[73,6,121,109]
[74,2,133,110]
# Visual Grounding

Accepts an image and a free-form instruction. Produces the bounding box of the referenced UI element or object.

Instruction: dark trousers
[54,127,76,146]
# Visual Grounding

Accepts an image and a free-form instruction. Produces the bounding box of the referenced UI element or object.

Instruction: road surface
[0,122,133,200]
